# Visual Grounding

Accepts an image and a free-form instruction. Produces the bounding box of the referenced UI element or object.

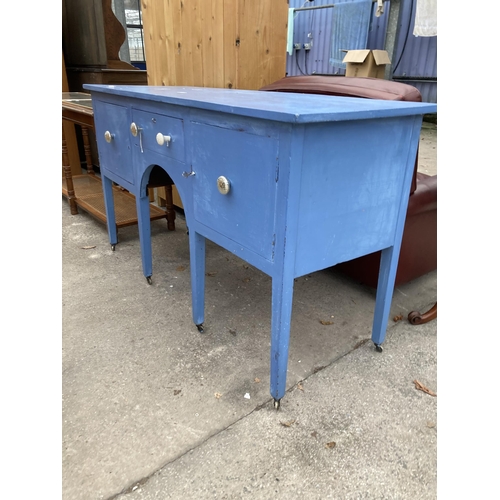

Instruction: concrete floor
[62,122,437,499]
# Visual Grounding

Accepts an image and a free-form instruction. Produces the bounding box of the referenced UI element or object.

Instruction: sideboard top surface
[84,84,437,124]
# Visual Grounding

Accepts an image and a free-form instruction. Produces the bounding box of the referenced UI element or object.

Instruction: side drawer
[130,109,185,163]
[93,101,134,185]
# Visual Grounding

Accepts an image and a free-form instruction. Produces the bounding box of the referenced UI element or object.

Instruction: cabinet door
[93,101,134,185]
[191,123,278,261]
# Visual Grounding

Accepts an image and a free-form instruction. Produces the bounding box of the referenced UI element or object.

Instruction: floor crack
[105,335,379,499]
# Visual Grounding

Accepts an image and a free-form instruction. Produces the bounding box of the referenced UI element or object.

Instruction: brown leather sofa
[260,76,437,289]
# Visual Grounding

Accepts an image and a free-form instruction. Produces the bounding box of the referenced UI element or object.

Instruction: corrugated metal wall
[388,0,437,102]
[286,0,437,103]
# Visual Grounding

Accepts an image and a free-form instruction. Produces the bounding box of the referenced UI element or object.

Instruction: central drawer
[130,109,185,163]
[191,123,278,261]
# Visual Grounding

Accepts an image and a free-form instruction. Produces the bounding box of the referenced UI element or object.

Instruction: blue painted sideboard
[84,84,436,408]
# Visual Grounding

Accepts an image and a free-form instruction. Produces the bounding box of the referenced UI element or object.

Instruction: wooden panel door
[141,0,288,89]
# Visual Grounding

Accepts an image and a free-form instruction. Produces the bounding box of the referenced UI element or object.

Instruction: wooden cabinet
[62,53,82,176]
[62,0,147,91]
[62,0,148,178]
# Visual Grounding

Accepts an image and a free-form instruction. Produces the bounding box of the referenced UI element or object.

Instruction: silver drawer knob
[156,133,172,146]
[217,176,230,195]
[104,131,114,143]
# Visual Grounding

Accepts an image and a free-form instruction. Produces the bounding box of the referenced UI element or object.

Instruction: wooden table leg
[164,184,176,231]
[62,126,78,215]
[408,302,437,325]
[81,126,95,175]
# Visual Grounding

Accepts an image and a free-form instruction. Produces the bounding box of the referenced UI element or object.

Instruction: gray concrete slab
[114,319,437,500]
[62,123,437,500]
[62,204,436,500]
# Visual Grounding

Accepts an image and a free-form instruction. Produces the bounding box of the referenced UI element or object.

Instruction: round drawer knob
[130,122,141,137]
[217,176,230,195]
[104,131,114,143]
[156,133,172,146]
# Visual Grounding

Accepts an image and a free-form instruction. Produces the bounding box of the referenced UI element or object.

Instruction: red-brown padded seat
[407,172,437,215]
[260,75,422,102]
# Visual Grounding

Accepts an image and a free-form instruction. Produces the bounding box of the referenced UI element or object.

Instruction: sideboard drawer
[130,109,185,163]
[93,101,134,184]
[191,123,278,261]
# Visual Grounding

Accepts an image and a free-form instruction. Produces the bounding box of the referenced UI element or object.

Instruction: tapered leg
[189,230,206,331]
[371,246,399,350]
[269,275,295,407]
[135,193,153,282]
[101,176,118,250]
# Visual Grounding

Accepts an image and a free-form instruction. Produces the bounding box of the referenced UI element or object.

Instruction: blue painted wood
[87,85,436,123]
[135,193,153,280]
[190,122,279,261]
[370,116,422,346]
[294,115,420,276]
[189,231,206,327]
[101,175,118,247]
[270,125,306,401]
[85,84,436,404]
[93,101,134,185]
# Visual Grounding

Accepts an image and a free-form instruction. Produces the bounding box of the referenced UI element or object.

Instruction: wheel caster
[111,244,116,251]
[374,343,383,353]
[273,398,281,410]
[146,276,152,285]
[196,323,205,333]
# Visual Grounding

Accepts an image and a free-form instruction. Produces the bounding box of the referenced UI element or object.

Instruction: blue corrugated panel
[286,0,336,76]
[286,0,437,103]
[390,0,437,78]
[366,1,389,48]
[286,0,389,76]
[329,0,373,67]
[388,0,437,103]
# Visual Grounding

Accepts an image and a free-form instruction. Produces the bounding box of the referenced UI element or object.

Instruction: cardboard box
[342,50,391,79]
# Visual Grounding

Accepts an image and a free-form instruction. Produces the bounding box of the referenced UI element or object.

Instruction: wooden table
[62,92,170,234]
[85,84,436,407]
